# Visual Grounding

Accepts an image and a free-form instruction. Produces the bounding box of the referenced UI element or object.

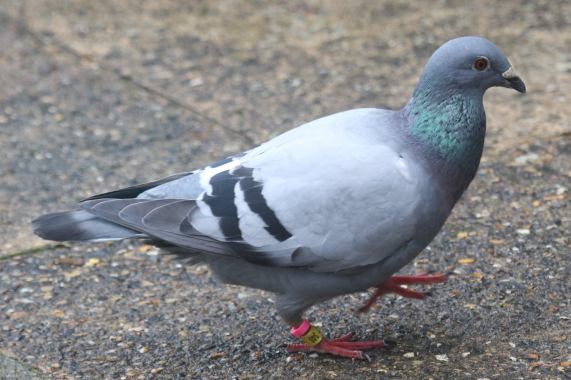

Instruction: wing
[237,109,429,272]
[81,109,428,273]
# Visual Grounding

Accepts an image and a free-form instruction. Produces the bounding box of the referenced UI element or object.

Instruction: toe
[318,341,364,359]
[331,333,354,342]
[333,340,385,350]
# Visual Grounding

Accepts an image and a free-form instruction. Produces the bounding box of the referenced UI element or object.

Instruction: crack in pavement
[0,8,256,147]
[0,351,50,380]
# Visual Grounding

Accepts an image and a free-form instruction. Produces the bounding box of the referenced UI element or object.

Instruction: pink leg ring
[290,319,311,338]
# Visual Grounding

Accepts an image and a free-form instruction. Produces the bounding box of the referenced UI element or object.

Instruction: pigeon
[33,36,525,359]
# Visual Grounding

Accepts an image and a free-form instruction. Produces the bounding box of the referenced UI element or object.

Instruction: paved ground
[0,1,569,379]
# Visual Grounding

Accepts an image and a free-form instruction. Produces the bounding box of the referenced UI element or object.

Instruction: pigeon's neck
[403,86,486,202]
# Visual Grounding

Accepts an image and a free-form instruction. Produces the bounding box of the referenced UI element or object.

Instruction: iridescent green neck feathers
[405,89,486,165]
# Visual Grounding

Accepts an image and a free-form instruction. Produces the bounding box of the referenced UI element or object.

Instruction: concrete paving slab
[0,0,569,379]
[0,351,48,380]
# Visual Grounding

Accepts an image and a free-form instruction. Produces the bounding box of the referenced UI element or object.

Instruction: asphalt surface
[0,1,569,379]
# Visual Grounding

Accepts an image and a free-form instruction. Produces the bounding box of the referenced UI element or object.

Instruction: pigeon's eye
[473,57,489,71]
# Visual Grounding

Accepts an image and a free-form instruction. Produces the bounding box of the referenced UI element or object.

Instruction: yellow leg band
[302,326,323,346]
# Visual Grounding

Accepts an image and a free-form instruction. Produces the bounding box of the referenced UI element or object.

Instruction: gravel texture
[0,1,569,379]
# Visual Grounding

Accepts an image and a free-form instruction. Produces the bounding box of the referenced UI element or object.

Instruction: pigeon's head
[418,36,526,96]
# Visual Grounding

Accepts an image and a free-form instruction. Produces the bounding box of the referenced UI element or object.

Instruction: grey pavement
[0,1,569,379]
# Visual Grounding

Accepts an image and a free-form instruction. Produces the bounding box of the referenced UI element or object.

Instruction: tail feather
[32,209,143,242]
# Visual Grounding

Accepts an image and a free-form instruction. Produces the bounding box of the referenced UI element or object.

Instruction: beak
[502,67,526,94]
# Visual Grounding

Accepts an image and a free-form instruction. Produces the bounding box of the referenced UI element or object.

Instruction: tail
[32,209,142,242]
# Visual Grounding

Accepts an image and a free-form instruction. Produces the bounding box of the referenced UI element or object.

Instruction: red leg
[287,334,385,359]
[357,287,385,313]
[288,321,385,359]
[358,273,448,313]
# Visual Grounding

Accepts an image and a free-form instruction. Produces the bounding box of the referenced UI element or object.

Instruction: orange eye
[473,57,489,71]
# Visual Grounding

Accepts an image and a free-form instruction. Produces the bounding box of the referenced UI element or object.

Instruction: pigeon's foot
[358,273,448,313]
[287,332,385,360]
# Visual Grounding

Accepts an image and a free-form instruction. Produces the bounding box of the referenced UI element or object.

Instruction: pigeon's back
[34,107,450,275]
[138,108,452,274]
[239,109,452,270]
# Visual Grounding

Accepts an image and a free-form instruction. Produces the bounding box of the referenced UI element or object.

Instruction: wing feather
[72,109,433,273]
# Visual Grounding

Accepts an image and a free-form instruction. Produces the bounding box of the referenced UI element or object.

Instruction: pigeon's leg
[358,274,448,313]
[287,320,385,359]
